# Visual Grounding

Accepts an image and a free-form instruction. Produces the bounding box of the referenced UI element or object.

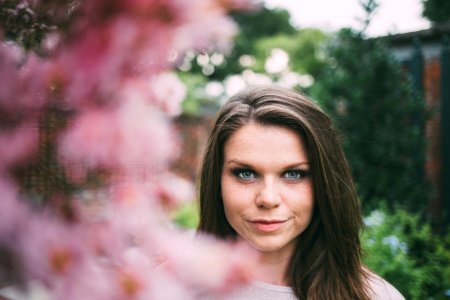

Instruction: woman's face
[221,122,314,258]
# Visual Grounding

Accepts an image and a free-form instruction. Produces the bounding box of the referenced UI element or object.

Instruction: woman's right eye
[231,168,256,180]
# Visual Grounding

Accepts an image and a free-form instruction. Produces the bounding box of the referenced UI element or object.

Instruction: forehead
[223,123,308,166]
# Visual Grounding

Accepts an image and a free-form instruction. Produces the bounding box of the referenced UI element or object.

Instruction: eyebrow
[225,160,310,168]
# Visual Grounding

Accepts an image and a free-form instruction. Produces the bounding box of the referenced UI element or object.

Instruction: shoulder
[366,271,405,300]
[198,281,297,300]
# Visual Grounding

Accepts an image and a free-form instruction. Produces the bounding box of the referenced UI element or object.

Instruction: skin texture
[199,86,372,299]
[221,122,314,284]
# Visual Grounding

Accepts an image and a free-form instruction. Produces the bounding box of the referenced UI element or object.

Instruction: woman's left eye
[283,170,306,180]
[231,168,257,180]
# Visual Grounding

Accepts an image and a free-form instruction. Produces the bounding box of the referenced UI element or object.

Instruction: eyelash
[231,168,310,181]
[231,168,256,180]
[283,169,308,180]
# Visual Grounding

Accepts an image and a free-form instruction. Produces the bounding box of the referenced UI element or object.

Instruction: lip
[249,219,288,232]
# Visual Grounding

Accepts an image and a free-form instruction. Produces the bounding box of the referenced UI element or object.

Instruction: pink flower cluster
[0,0,257,298]
[0,179,257,299]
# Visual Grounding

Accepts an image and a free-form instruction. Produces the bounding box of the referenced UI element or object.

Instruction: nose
[255,177,281,208]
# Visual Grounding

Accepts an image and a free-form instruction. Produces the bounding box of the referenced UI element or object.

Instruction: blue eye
[283,170,308,180]
[231,168,256,180]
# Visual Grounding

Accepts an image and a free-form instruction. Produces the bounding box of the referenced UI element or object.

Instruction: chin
[247,239,290,253]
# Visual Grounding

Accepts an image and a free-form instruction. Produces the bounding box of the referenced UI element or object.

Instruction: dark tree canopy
[422,0,450,23]
[312,29,429,213]
[231,6,296,39]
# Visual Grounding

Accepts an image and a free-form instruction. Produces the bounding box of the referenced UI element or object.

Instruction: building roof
[383,22,450,46]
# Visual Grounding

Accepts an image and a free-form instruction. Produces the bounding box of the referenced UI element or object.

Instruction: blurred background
[170,0,450,299]
[1,0,449,298]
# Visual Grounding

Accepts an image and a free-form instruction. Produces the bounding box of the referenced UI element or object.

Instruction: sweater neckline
[251,280,294,293]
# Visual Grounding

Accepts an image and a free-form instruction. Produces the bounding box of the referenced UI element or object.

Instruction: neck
[253,248,293,286]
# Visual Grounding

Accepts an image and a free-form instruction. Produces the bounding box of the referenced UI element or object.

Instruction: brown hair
[197,85,370,300]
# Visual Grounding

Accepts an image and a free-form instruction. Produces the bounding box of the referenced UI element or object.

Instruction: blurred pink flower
[0,43,50,115]
[58,18,177,107]
[0,125,39,170]
[155,174,195,210]
[148,72,187,117]
[0,179,30,240]
[121,246,199,300]
[15,216,116,299]
[119,73,186,117]
[55,0,250,108]
[49,264,115,300]
[58,98,179,180]
[0,0,258,298]
[82,220,125,260]
[173,1,238,54]
[80,0,187,25]
[18,216,89,280]
[108,184,160,232]
[56,20,132,107]
[155,229,257,293]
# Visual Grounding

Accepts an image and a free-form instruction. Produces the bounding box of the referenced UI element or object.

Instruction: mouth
[249,219,289,232]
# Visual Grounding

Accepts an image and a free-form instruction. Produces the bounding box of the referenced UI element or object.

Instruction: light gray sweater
[199,273,405,300]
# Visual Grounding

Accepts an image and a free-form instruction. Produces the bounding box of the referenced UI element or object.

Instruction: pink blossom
[148,270,194,300]
[0,43,50,115]
[57,19,177,107]
[49,265,115,300]
[119,73,186,117]
[120,248,193,300]
[0,0,259,298]
[15,216,117,299]
[82,220,126,260]
[56,20,134,107]
[55,0,250,108]
[107,183,160,232]
[75,184,165,254]
[0,178,30,240]
[80,0,188,25]
[155,229,258,294]
[110,249,155,300]
[42,32,62,54]
[173,1,239,54]
[148,72,187,117]
[58,98,179,180]
[0,125,39,170]
[18,216,88,280]
[155,174,195,210]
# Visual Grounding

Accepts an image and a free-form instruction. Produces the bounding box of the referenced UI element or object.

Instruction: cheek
[288,184,314,216]
[221,176,252,217]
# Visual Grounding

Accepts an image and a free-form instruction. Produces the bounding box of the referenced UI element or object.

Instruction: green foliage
[232,6,296,40]
[178,72,220,116]
[171,201,199,229]
[363,208,450,299]
[185,6,320,81]
[312,29,429,213]
[205,7,297,80]
[179,6,329,114]
[422,0,450,24]
[253,28,328,78]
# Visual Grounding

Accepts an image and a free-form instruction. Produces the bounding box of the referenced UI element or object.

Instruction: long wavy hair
[197,85,371,300]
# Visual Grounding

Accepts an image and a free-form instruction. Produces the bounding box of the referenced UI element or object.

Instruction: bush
[311,29,429,213]
[363,208,450,299]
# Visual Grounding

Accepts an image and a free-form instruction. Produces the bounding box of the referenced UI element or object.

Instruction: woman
[197,86,404,300]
